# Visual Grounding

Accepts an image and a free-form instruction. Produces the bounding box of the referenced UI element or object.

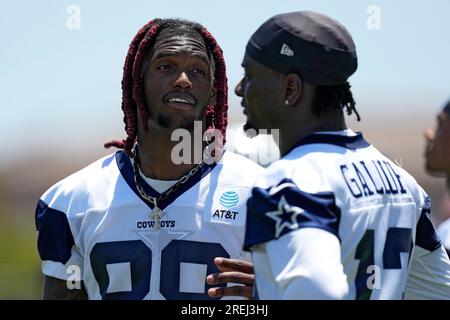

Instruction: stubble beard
[243,120,258,138]
[155,113,197,132]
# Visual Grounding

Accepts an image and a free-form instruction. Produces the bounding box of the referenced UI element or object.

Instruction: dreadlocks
[312,82,361,121]
[104,19,228,156]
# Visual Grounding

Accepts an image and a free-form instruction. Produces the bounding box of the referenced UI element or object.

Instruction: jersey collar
[115,150,218,210]
[288,131,370,155]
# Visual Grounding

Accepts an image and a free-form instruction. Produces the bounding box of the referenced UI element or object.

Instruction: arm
[404,245,450,300]
[43,275,88,300]
[404,196,450,299]
[264,227,348,300]
[244,178,345,299]
[36,200,87,299]
[206,258,254,299]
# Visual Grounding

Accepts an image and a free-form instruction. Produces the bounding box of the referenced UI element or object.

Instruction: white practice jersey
[36,150,262,300]
[244,130,450,300]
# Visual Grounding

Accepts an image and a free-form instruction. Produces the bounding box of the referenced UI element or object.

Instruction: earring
[285,99,289,105]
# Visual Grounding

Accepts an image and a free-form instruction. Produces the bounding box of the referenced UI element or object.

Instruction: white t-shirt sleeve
[263,227,348,299]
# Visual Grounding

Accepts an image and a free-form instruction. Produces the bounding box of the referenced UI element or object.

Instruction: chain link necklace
[131,144,205,230]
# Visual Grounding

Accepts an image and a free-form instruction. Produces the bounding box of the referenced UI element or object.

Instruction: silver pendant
[150,206,164,230]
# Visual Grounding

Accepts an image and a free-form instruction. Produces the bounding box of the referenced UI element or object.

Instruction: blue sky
[1,0,450,165]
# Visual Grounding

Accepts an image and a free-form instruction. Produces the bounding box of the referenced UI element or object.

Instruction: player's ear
[283,73,302,107]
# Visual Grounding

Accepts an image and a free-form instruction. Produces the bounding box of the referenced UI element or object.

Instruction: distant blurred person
[424,101,450,257]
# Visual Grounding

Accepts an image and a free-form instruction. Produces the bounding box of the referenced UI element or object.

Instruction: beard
[156,113,171,129]
[147,98,208,134]
[156,113,197,132]
[243,120,258,138]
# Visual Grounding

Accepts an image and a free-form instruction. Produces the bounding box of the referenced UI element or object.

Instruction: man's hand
[206,257,254,299]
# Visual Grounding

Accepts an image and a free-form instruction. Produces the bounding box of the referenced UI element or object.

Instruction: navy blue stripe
[244,178,341,250]
[415,198,441,251]
[115,150,218,210]
[35,199,75,264]
[288,132,370,155]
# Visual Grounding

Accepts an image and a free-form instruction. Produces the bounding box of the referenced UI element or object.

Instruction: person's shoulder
[45,152,118,194]
[39,153,119,213]
[220,150,264,174]
[258,151,330,192]
[208,150,263,189]
[221,150,263,167]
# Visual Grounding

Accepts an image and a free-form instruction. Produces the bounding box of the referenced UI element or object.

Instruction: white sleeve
[264,227,348,299]
[36,199,84,281]
[42,245,84,281]
[404,245,450,300]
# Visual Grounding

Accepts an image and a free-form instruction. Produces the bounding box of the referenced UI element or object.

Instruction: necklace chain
[131,145,205,208]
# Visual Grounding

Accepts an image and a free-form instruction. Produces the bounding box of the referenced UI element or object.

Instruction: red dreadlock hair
[104,19,228,156]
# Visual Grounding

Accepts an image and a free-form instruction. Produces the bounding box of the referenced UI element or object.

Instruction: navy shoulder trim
[288,132,370,155]
[415,197,441,251]
[35,200,75,264]
[244,178,341,250]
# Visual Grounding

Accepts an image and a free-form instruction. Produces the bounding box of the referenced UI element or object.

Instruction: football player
[238,11,450,299]
[424,101,450,257]
[36,18,261,300]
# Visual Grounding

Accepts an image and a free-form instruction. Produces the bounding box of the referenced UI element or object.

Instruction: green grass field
[0,203,42,299]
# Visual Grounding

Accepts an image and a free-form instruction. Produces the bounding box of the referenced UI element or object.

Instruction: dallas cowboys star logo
[265,195,304,239]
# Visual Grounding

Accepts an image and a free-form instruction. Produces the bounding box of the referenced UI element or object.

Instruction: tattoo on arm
[42,275,88,300]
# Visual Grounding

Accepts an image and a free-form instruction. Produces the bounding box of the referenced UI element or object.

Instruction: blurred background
[1,0,449,299]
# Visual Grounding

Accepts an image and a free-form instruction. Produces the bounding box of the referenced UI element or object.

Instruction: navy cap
[246,11,358,86]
